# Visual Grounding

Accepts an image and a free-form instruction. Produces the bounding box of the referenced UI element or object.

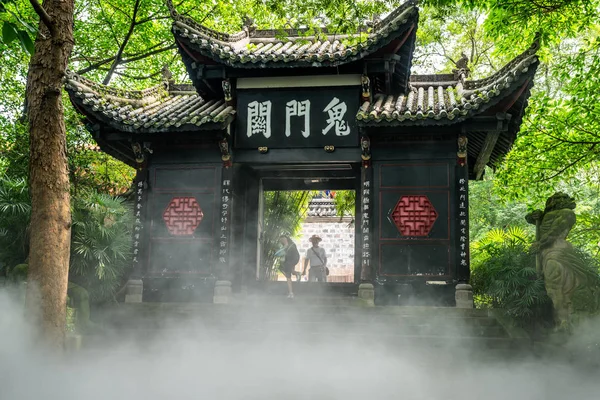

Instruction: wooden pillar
[360,165,374,282]
[455,134,472,308]
[214,165,233,303]
[455,136,471,283]
[455,165,470,282]
[358,161,375,306]
[125,168,149,303]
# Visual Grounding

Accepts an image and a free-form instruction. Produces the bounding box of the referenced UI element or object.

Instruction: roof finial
[161,65,174,88]
[530,32,542,53]
[453,52,470,81]
[164,0,178,18]
[242,15,256,35]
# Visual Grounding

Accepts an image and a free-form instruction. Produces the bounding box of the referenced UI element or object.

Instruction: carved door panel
[374,163,453,281]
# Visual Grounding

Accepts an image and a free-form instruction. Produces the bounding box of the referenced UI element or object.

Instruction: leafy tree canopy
[1,0,599,264]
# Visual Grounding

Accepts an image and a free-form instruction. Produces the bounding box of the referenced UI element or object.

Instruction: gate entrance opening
[234,164,360,293]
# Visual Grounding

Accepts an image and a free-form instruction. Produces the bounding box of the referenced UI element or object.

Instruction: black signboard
[235,86,360,149]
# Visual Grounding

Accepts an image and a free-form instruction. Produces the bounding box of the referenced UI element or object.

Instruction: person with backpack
[302,235,328,282]
[276,235,301,299]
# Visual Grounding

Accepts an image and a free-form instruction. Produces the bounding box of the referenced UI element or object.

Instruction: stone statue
[7,263,98,333]
[526,193,600,330]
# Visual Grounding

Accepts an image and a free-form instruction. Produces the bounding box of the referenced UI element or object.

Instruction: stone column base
[358,283,375,307]
[455,283,474,308]
[65,333,82,352]
[124,279,143,303]
[214,280,232,304]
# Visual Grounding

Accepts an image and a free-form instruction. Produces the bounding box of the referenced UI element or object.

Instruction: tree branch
[114,69,163,80]
[135,15,171,26]
[538,144,597,182]
[29,0,55,36]
[76,43,176,75]
[102,0,141,85]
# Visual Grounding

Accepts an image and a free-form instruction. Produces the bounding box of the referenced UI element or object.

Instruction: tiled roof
[167,0,418,68]
[307,198,338,218]
[65,71,235,133]
[357,41,540,125]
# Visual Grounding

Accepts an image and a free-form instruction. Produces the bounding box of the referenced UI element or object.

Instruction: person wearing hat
[303,235,328,282]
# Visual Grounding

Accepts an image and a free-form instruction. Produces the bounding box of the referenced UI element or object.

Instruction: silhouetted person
[276,235,300,298]
[303,235,328,282]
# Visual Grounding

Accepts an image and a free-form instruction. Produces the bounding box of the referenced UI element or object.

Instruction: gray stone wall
[293,219,355,282]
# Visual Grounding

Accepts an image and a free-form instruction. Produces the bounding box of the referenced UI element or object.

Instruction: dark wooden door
[374,162,454,282]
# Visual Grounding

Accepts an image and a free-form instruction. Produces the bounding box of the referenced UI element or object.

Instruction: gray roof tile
[357,42,539,125]
[307,199,338,217]
[167,0,418,68]
[65,71,235,133]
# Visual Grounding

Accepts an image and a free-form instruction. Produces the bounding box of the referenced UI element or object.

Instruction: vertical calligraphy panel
[217,166,233,280]
[360,166,373,281]
[455,164,470,282]
[131,169,149,278]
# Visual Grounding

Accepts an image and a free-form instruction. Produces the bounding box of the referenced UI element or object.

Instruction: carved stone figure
[526,193,600,330]
[457,135,467,166]
[219,137,231,166]
[8,264,98,333]
[360,135,371,167]
[361,75,370,103]
[222,79,233,104]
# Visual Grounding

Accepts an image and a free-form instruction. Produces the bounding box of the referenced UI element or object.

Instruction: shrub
[69,191,133,303]
[471,227,552,327]
[0,176,30,274]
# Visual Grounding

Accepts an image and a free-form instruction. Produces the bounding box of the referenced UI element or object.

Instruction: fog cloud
[0,290,598,400]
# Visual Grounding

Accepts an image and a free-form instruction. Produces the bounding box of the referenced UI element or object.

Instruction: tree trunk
[25,0,75,350]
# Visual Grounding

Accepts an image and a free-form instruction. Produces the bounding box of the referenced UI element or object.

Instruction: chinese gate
[65,0,539,304]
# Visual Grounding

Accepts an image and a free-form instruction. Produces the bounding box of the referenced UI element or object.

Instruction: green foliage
[421,0,598,49]
[7,263,28,283]
[0,175,132,303]
[471,227,551,325]
[69,192,133,303]
[0,175,30,273]
[468,171,533,243]
[0,0,36,54]
[333,190,355,218]
[497,36,600,197]
[570,248,600,313]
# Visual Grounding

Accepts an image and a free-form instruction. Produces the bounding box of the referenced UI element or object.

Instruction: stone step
[95,302,490,318]
[92,317,507,338]
[100,312,500,328]
[93,304,499,335]
[82,328,527,353]
[88,303,521,355]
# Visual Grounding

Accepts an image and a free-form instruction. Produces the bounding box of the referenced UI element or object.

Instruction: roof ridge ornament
[161,65,174,89]
[530,31,542,54]
[242,15,257,36]
[452,52,470,81]
[165,0,177,18]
